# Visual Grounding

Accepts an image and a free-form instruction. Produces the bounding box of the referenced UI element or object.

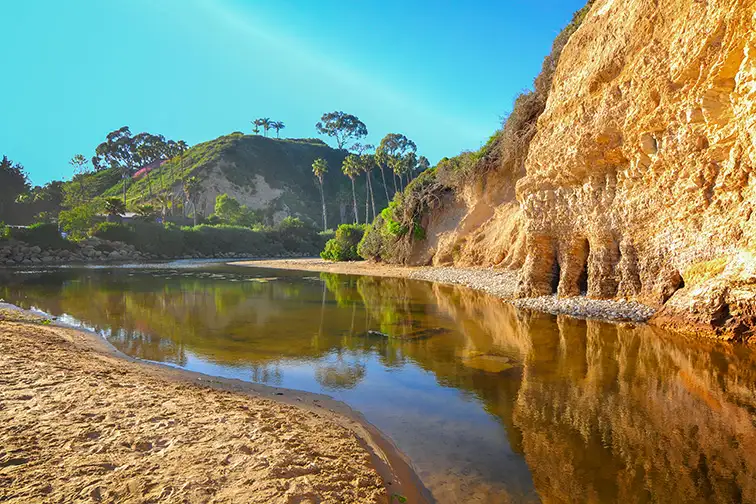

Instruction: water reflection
[2,267,756,503]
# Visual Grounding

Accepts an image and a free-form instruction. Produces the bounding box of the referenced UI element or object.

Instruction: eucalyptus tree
[418,155,431,173]
[315,111,367,149]
[312,157,329,231]
[376,133,417,197]
[133,132,168,200]
[341,154,361,224]
[93,126,137,205]
[271,121,285,138]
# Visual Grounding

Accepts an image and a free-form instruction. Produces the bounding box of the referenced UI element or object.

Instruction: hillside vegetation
[89,134,390,227]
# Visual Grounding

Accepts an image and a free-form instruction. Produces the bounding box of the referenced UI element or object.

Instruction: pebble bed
[410,267,656,323]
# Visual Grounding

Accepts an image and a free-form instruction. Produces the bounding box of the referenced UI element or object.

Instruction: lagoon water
[3,261,756,503]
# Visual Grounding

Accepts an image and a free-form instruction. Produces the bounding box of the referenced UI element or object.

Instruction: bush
[90,222,136,243]
[0,222,8,241]
[10,223,75,250]
[272,217,324,255]
[321,224,367,261]
[59,202,99,239]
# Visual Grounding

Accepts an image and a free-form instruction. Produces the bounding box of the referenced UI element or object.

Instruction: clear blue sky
[1,0,586,185]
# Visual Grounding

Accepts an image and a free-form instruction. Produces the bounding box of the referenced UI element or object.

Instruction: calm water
[2,262,756,504]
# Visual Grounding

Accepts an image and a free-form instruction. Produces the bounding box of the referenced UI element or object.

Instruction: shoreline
[233,258,656,324]
[0,305,432,504]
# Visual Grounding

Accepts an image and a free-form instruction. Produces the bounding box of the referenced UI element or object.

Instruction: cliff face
[519,0,756,338]
[412,0,756,340]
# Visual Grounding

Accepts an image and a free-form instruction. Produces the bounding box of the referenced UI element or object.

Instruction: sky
[1,0,586,185]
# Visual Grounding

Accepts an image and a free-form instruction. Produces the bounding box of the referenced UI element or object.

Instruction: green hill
[93,133,389,227]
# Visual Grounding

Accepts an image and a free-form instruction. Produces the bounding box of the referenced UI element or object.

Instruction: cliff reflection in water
[3,267,756,503]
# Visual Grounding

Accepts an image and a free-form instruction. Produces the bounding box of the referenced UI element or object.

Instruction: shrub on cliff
[358,169,444,263]
[321,224,367,261]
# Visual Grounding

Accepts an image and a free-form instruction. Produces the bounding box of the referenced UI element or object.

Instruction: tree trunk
[392,172,398,196]
[122,173,127,205]
[369,175,377,221]
[319,179,327,231]
[379,166,390,203]
[351,178,358,224]
[364,174,370,224]
[146,170,153,199]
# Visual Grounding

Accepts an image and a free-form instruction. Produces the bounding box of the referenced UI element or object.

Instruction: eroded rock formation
[413,0,756,340]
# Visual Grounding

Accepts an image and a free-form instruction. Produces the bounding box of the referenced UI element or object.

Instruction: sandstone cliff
[369,0,756,341]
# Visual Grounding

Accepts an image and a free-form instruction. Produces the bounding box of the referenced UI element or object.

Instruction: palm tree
[261,118,272,137]
[342,154,361,224]
[104,197,126,223]
[174,140,188,215]
[352,144,376,222]
[156,193,172,222]
[312,158,328,231]
[252,119,263,135]
[360,154,377,222]
[271,121,285,138]
[183,176,202,226]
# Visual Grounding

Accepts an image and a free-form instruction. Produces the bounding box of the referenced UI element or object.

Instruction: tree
[418,155,431,172]
[400,152,418,191]
[376,133,417,197]
[135,203,157,222]
[271,121,285,138]
[351,143,376,223]
[175,140,189,213]
[94,126,136,205]
[132,132,168,200]
[0,155,30,223]
[155,193,172,222]
[341,155,361,224]
[252,119,263,135]
[261,118,272,137]
[312,158,329,231]
[315,111,367,149]
[360,153,377,222]
[214,193,258,226]
[104,197,126,223]
[183,176,202,226]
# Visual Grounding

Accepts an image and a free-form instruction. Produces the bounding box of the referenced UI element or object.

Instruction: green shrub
[321,224,367,261]
[90,222,136,243]
[0,222,8,241]
[272,217,323,255]
[59,202,100,239]
[10,223,75,250]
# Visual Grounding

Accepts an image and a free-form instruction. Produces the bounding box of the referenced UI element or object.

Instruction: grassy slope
[94,133,388,226]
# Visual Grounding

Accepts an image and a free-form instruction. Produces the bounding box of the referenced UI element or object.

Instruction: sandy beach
[0,307,428,504]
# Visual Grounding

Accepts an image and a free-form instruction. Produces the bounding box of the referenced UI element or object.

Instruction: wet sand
[0,307,429,504]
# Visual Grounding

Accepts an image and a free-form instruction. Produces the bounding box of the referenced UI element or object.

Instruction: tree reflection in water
[3,267,756,503]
